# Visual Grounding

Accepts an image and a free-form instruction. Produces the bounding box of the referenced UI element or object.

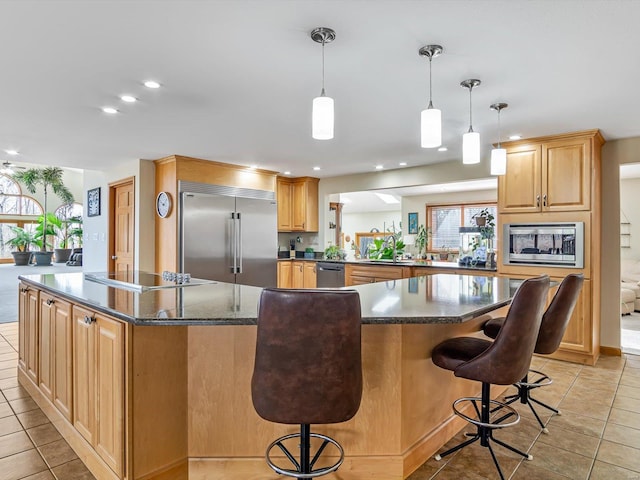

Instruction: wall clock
[156,191,172,218]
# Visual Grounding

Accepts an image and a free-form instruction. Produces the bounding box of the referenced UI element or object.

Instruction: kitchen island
[17,272,519,480]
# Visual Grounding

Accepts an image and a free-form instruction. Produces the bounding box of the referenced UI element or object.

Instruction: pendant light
[419,45,443,148]
[490,103,508,175]
[310,27,336,140]
[460,79,481,164]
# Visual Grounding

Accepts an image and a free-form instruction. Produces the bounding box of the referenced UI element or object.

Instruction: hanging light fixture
[310,27,336,140]
[490,103,508,175]
[419,45,443,148]
[460,79,481,164]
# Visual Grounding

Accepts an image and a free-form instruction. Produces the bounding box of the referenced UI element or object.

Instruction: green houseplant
[415,224,429,259]
[12,167,74,266]
[6,226,37,265]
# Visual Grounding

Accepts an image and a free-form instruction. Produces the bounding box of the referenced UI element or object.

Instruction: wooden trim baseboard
[600,346,622,356]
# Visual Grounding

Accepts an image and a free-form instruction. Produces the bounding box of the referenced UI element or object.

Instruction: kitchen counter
[278,256,497,272]
[19,271,516,326]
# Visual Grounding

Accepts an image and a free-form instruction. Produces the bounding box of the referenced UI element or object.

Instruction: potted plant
[52,214,82,263]
[12,167,74,266]
[472,208,495,228]
[6,226,37,265]
[304,247,315,259]
[324,244,346,260]
[439,246,450,261]
[415,224,429,259]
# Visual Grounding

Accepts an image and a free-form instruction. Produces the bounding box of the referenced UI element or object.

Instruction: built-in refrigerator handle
[231,212,238,274]
[236,212,243,274]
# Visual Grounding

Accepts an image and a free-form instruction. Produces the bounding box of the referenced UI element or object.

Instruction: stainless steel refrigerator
[179,181,277,287]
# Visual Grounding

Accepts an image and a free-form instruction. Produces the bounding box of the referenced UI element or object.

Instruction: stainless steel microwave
[503,222,584,268]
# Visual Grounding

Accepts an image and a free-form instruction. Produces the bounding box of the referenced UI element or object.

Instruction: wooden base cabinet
[277,260,317,288]
[73,305,124,478]
[18,283,39,385]
[39,292,73,420]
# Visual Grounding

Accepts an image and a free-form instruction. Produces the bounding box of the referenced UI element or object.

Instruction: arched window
[55,202,83,220]
[0,174,43,215]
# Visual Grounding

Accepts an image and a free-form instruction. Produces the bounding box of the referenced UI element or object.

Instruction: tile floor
[1,317,639,479]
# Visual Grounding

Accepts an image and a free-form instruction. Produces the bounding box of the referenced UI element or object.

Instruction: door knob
[112,256,118,260]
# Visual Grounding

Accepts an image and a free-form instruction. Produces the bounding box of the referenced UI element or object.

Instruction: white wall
[620,177,640,261]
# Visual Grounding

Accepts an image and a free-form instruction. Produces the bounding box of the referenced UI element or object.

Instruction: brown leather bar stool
[431,275,549,480]
[483,273,584,433]
[251,288,362,478]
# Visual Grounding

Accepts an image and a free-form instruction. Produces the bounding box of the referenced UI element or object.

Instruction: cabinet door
[73,305,95,445]
[39,293,55,401]
[277,261,292,288]
[498,145,542,213]
[558,278,592,353]
[291,261,305,289]
[543,138,591,211]
[303,262,317,288]
[53,298,73,420]
[291,181,308,231]
[277,179,293,231]
[18,283,31,372]
[95,314,124,477]
[26,288,39,385]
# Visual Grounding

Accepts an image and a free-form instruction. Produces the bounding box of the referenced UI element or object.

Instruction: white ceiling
[1,1,639,178]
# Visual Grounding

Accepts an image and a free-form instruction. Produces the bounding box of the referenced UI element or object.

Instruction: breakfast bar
[17,272,520,480]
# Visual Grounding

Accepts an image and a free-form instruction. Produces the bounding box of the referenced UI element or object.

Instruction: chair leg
[435,382,532,478]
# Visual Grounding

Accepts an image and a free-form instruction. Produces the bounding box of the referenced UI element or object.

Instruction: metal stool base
[265,424,344,479]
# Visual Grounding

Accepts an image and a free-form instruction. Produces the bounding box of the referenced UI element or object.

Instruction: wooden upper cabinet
[498,131,599,214]
[277,176,319,232]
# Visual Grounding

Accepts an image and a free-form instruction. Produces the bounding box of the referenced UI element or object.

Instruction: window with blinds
[427,203,497,251]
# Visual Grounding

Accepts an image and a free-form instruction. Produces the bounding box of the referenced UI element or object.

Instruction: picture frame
[408,212,418,234]
[87,187,101,217]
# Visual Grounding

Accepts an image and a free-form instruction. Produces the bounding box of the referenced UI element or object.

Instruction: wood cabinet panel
[276,261,292,288]
[558,278,592,353]
[498,146,541,213]
[24,287,39,385]
[291,261,305,288]
[277,177,319,232]
[543,138,591,211]
[73,305,96,445]
[39,293,54,401]
[278,260,317,288]
[345,264,406,286]
[303,261,317,289]
[276,179,293,231]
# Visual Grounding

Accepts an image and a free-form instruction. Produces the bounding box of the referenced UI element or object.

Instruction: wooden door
[26,287,39,385]
[543,137,591,211]
[277,178,293,231]
[53,297,73,420]
[303,262,317,288]
[291,261,304,288]
[73,305,96,445]
[110,178,135,276]
[39,293,55,401]
[95,314,124,477]
[498,144,542,213]
[277,261,292,288]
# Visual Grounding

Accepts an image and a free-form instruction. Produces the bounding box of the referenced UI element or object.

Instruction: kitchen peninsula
[18,271,518,480]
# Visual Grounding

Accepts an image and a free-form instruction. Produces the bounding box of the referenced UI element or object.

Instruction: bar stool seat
[251,288,362,479]
[432,275,550,480]
[482,273,584,433]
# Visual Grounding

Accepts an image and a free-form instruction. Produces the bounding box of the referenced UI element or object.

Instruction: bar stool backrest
[536,273,584,354]
[252,288,362,425]
[454,275,550,385]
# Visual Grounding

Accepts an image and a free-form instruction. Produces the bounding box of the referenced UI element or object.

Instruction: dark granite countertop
[19,272,519,326]
[277,258,497,273]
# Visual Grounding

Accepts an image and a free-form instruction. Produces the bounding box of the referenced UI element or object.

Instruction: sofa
[621,259,640,313]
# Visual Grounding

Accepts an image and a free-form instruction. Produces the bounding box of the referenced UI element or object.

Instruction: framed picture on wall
[408,212,418,234]
[87,187,101,217]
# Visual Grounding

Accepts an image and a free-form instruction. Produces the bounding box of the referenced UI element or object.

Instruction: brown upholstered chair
[251,288,362,478]
[432,275,549,480]
[483,273,584,433]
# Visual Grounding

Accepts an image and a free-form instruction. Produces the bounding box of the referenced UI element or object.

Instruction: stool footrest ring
[453,397,520,429]
[517,369,552,388]
[265,432,344,479]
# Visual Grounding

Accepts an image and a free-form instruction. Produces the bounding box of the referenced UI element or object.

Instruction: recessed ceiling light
[144,80,161,89]
[284,171,291,175]
[102,107,118,114]
[438,147,448,152]
[509,135,522,140]
[120,95,137,103]
[249,165,257,170]
[375,165,384,170]
[399,162,407,166]
[313,166,321,171]
[374,193,400,204]
[5,150,18,155]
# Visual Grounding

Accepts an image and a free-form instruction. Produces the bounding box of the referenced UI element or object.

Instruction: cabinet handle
[536,194,540,207]
[46,298,55,306]
[543,194,547,207]
[20,287,28,293]
[84,315,96,324]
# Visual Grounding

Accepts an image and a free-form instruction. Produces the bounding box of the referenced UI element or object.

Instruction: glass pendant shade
[462,131,480,164]
[312,94,334,140]
[491,148,507,175]
[421,107,441,148]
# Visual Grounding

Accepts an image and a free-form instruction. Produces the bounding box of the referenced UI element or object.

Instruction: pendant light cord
[321,38,326,96]
[468,86,474,133]
[428,57,433,109]
[497,109,502,148]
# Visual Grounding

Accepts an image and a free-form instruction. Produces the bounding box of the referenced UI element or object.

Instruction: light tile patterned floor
[1,319,640,479]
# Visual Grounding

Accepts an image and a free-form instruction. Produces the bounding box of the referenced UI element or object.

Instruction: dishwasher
[316,262,345,288]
